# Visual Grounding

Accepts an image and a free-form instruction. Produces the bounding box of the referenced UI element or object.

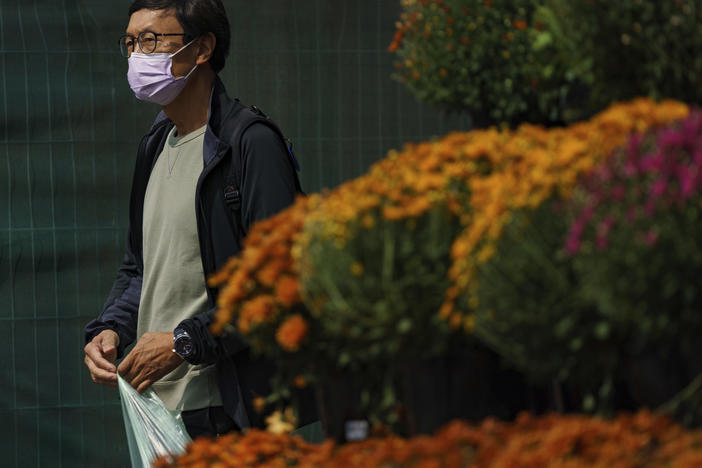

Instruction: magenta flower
[565,234,582,255]
[658,128,686,149]
[650,178,667,199]
[567,110,702,255]
[678,166,697,200]
[596,233,609,250]
[595,216,615,251]
[639,152,665,173]
[626,206,638,223]
[610,185,626,201]
[643,229,658,247]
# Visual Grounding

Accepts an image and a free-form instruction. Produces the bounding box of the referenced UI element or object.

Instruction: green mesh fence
[0,1,471,466]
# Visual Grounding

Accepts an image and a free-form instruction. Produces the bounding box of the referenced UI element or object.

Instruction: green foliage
[564,201,702,417]
[299,205,467,423]
[573,204,702,354]
[389,0,595,126]
[472,202,621,411]
[390,0,702,126]
[528,0,702,116]
[472,114,702,416]
[301,206,462,367]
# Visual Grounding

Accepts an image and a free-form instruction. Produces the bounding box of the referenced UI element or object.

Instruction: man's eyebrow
[125,28,148,36]
[125,22,156,36]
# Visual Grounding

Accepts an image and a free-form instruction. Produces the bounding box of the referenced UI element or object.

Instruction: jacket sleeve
[177,307,249,365]
[178,122,299,365]
[84,239,141,359]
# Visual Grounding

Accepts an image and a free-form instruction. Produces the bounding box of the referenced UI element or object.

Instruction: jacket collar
[204,76,233,166]
[148,76,235,166]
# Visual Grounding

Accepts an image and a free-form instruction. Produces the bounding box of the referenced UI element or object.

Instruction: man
[83,0,303,438]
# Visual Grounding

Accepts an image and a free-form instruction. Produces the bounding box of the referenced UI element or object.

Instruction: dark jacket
[85,77,301,429]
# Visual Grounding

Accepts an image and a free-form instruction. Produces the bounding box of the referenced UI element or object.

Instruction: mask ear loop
[177,63,198,81]
[170,38,197,58]
[171,38,199,81]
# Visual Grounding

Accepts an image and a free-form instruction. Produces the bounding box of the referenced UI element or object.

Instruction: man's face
[125,8,198,78]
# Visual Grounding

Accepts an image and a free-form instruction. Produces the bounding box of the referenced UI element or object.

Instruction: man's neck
[163,68,216,136]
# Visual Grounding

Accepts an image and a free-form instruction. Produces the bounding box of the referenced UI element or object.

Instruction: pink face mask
[127,40,197,106]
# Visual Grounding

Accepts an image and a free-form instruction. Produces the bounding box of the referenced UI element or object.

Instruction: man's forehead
[126,8,180,35]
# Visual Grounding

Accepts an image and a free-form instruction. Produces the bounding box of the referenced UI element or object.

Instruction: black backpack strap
[221,104,304,232]
[223,168,242,212]
[248,105,303,188]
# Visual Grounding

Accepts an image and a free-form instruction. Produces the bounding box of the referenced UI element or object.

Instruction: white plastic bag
[118,375,191,468]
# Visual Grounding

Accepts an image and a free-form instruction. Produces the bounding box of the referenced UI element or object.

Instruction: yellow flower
[350,261,364,277]
[361,213,376,229]
[449,312,463,329]
[438,302,453,320]
[468,295,479,310]
[476,244,496,264]
[464,314,476,333]
[253,396,266,413]
[265,408,296,435]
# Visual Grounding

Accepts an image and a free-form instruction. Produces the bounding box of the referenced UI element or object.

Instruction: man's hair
[128,0,230,73]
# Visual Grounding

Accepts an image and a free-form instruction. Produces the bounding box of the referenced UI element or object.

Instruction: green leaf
[583,394,596,412]
[532,31,553,51]
[397,318,412,334]
[570,337,584,351]
[338,352,351,367]
[594,321,611,340]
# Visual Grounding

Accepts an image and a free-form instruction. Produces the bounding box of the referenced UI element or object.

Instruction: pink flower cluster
[566,111,702,255]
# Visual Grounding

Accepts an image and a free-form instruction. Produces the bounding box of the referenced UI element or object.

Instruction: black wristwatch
[172,327,195,361]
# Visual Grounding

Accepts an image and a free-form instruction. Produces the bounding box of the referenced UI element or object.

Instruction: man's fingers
[100,342,117,363]
[117,352,134,380]
[84,342,116,373]
[127,368,147,392]
[135,378,152,394]
[84,355,117,385]
[84,355,116,380]
[83,331,120,388]
[99,332,119,363]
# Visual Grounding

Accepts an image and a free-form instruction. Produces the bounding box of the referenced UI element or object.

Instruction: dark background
[0,1,470,466]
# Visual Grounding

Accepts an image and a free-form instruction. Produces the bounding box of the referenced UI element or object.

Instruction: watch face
[176,338,193,357]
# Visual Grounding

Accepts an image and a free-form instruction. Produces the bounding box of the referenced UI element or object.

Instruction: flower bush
[208,98,688,429]
[472,110,702,414]
[446,99,688,325]
[472,198,620,411]
[152,429,334,468]
[389,0,702,126]
[538,0,702,117]
[295,142,470,426]
[389,0,575,126]
[207,196,319,409]
[568,111,702,412]
[155,410,702,467]
[298,99,688,345]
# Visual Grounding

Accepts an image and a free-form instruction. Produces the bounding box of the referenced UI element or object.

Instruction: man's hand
[118,332,183,393]
[84,329,120,388]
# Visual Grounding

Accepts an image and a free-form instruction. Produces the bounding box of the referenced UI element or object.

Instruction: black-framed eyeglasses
[118,31,187,58]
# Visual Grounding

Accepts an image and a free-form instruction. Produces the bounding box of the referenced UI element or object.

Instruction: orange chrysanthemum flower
[155,410,702,468]
[238,295,276,334]
[274,276,301,307]
[275,314,308,352]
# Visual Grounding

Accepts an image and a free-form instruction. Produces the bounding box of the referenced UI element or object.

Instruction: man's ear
[196,32,216,66]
